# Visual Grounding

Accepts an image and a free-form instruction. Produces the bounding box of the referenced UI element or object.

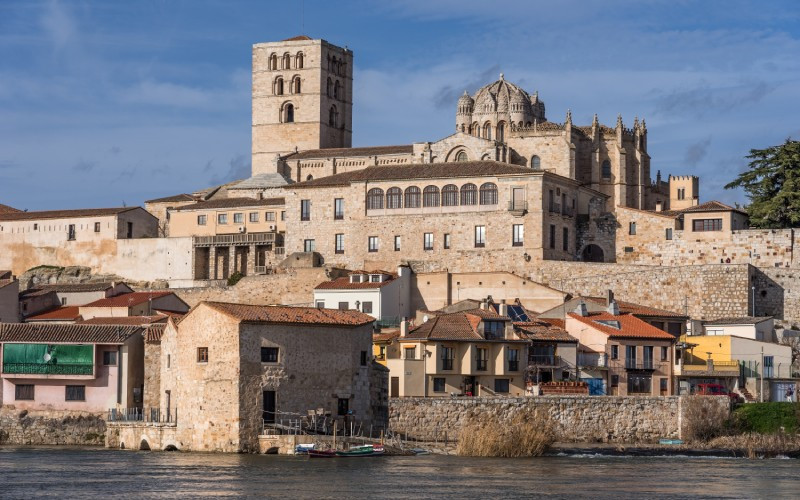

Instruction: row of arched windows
[273,76,301,96]
[326,78,343,100]
[462,121,507,142]
[366,183,498,210]
[328,55,346,76]
[269,52,304,70]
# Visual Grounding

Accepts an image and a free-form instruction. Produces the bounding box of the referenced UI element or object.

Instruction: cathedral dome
[457,91,474,115]
[472,74,531,115]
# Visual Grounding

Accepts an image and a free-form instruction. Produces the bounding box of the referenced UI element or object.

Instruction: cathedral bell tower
[251,36,353,175]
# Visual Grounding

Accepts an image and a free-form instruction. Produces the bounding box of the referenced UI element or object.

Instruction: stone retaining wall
[0,408,106,446]
[389,396,729,444]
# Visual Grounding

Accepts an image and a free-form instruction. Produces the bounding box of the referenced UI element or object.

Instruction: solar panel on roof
[508,305,529,322]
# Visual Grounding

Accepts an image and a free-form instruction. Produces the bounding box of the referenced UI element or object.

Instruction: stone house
[313,266,412,326]
[0,323,144,412]
[19,282,134,319]
[0,276,19,323]
[78,291,189,320]
[157,301,379,453]
[566,300,676,396]
[513,318,578,388]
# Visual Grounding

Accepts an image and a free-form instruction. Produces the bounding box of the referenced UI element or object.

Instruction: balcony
[578,352,608,369]
[507,200,528,215]
[622,359,661,371]
[476,360,488,371]
[528,354,561,367]
[548,202,561,214]
[193,232,275,247]
[562,206,575,218]
[675,360,740,377]
[442,359,454,371]
[274,247,285,256]
[3,362,93,376]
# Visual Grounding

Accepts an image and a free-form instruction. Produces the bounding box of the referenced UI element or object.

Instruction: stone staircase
[739,387,756,402]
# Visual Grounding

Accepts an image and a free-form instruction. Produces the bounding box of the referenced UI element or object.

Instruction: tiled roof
[373,330,400,342]
[703,316,772,325]
[0,279,16,290]
[172,197,285,211]
[291,161,535,189]
[145,324,166,343]
[202,301,376,326]
[0,203,21,214]
[568,312,675,340]
[26,306,82,322]
[583,297,687,318]
[315,274,397,290]
[24,282,117,295]
[0,207,140,221]
[286,145,413,160]
[78,315,168,326]
[514,320,576,343]
[406,309,516,341]
[145,194,199,204]
[283,35,312,41]
[681,200,743,214]
[0,323,142,344]
[83,291,177,308]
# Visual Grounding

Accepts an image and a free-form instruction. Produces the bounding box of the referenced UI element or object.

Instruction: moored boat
[308,449,337,458]
[335,444,385,457]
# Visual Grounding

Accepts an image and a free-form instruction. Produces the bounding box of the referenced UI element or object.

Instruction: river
[0,447,796,498]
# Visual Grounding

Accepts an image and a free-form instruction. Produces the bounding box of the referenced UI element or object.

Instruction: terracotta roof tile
[0,203,21,214]
[145,194,199,204]
[145,324,166,343]
[26,306,82,322]
[83,291,178,308]
[0,207,140,221]
[583,297,688,318]
[514,319,576,342]
[78,315,168,326]
[24,282,119,294]
[287,145,413,160]
[406,309,517,341]
[0,323,142,344]
[680,200,742,213]
[291,161,536,189]
[568,312,675,340]
[315,274,398,290]
[202,301,375,326]
[172,197,285,212]
[373,330,400,342]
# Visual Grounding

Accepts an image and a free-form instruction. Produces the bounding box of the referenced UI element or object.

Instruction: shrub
[227,271,243,286]
[708,433,800,458]
[731,402,799,434]
[456,413,555,458]
[682,395,730,442]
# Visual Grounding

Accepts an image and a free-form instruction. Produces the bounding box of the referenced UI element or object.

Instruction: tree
[725,139,800,228]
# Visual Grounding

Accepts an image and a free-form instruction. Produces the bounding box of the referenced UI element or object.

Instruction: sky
[1,0,799,210]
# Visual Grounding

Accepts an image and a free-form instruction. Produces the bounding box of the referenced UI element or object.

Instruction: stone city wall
[0,408,106,446]
[389,396,730,443]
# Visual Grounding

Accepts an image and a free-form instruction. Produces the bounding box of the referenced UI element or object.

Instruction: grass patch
[25,265,63,273]
[731,403,799,434]
[457,413,554,458]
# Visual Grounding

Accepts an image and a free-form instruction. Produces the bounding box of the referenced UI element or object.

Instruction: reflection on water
[0,446,796,499]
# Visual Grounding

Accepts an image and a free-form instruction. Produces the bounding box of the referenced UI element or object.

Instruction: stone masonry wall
[389,396,730,444]
[0,408,106,446]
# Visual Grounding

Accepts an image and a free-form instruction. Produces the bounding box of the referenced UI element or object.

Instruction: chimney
[606,289,615,306]
[400,319,408,337]
[575,301,588,317]
[480,300,488,311]
[499,301,508,318]
[607,300,619,316]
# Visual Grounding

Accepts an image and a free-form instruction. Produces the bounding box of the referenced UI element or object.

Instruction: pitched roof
[703,316,772,326]
[291,160,536,189]
[172,197,285,211]
[145,193,199,204]
[0,279,16,290]
[373,330,400,342]
[406,309,517,341]
[315,273,398,290]
[24,282,118,295]
[83,291,177,308]
[78,315,168,326]
[26,306,82,322]
[286,145,413,160]
[514,319,576,343]
[681,200,744,214]
[583,297,687,319]
[230,173,292,190]
[0,207,139,222]
[568,312,675,340]
[0,323,142,344]
[201,301,375,326]
[0,203,21,214]
[145,324,166,343]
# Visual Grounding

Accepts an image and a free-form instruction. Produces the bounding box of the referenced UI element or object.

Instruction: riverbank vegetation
[457,413,554,458]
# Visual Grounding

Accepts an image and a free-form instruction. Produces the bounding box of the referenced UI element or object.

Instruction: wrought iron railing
[507,201,528,212]
[2,363,93,375]
[193,233,275,246]
[528,355,561,366]
[107,407,178,424]
[622,359,662,371]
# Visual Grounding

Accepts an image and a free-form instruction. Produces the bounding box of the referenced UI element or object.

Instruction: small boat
[335,444,385,457]
[295,444,316,454]
[659,439,684,445]
[308,449,337,458]
[410,448,430,455]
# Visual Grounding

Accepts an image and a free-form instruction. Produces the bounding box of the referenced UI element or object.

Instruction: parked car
[694,383,742,403]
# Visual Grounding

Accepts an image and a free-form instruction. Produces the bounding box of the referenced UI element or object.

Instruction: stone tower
[251,36,353,175]
[668,175,700,210]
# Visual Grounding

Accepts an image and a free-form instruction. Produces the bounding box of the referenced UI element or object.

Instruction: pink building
[0,323,144,413]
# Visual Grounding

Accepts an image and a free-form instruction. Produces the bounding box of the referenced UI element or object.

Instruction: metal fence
[2,363,93,375]
[107,407,177,424]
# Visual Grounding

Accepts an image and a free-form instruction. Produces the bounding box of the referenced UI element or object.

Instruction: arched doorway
[581,244,605,262]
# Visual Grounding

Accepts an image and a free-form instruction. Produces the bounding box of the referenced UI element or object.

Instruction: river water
[0,447,796,499]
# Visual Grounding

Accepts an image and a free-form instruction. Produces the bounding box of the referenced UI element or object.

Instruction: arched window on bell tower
[496,121,505,143]
[329,105,338,128]
[274,77,284,96]
[282,103,294,123]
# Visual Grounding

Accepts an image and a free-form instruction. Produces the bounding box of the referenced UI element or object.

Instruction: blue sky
[1,0,799,210]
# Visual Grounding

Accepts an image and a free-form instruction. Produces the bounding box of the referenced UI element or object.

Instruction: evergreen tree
[725,139,800,228]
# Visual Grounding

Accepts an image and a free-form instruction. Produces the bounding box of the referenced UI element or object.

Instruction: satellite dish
[43,352,52,362]
[422,315,429,323]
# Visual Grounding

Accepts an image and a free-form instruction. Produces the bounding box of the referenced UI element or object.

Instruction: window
[261,347,279,363]
[455,150,468,162]
[404,346,416,359]
[338,301,349,310]
[293,76,301,94]
[441,347,454,370]
[601,160,611,179]
[197,347,209,363]
[269,53,278,70]
[476,348,488,371]
[303,239,315,252]
[692,219,722,232]
[424,232,433,250]
[562,227,569,252]
[284,103,294,123]
[368,236,379,252]
[361,351,368,366]
[629,222,636,235]
[479,183,498,205]
[678,188,686,200]
[337,398,349,416]
[660,377,668,393]
[494,379,510,393]
[300,200,311,221]
[404,186,421,208]
[68,224,76,241]
[326,77,332,97]
[233,213,244,224]
[167,354,170,368]
[386,187,402,209]
[394,235,401,251]
[496,122,505,143]
[531,155,541,169]
[33,223,38,230]
[643,346,654,369]
[460,183,477,205]
[610,345,619,360]
[764,356,774,378]
[94,222,100,233]
[103,351,117,366]
[549,224,556,249]
[274,76,284,95]
[665,228,673,240]
[362,301,372,314]
[217,214,228,225]
[444,233,451,249]
[15,384,34,401]
[335,233,344,254]
[65,385,85,401]
[367,188,384,210]
[442,184,458,206]
[507,349,520,371]
[315,300,325,309]
[611,375,619,387]
[474,225,486,248]
[282,53,291,69]
[329,105,338,127]
[423,186,440,207]
[61,297,67,306]
[296,52,304,69]
[433,377,446,392]
[661,346,668,361]
[484,321,504,339]
[334,80,341,99]
[483,122,492,140]
[628,374,652,394]
[249,212,259,223]
[334,198,344,220]
[266,211,275,222]
[281,211,286,221]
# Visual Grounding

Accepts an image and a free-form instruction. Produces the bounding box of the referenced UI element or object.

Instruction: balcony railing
[193,233,275,247]
[528,355,561,366]
[622,359,660,371]
[476,360,488,371]
[107,407,177,424]
[562,206,575,217]
[2,363,93,376]
[508,200,528,212]
[442,359,454,371]
[578,352,608,368]
[548,202,561,214]
[274,247,285,256]
[681,361,740,373]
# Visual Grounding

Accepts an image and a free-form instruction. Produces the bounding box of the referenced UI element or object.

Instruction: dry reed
[707,433,800,458]
[456,413,555,458]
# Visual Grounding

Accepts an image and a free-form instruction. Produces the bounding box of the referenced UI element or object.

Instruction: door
[262,390,276,424]
[126,222,133,238]
[581,378,606,395]
[68,224,76,241]
[390,377,399,398]
[512,188,525,210]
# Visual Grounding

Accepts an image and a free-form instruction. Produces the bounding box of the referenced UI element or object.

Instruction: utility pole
[760,346,764,403]
[751,286,756,316]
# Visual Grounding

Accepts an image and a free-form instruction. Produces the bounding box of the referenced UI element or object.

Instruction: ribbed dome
[458,90,474,106]
[473,74,531,114]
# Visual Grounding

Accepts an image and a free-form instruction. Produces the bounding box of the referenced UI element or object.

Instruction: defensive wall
[389,396,730,443]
